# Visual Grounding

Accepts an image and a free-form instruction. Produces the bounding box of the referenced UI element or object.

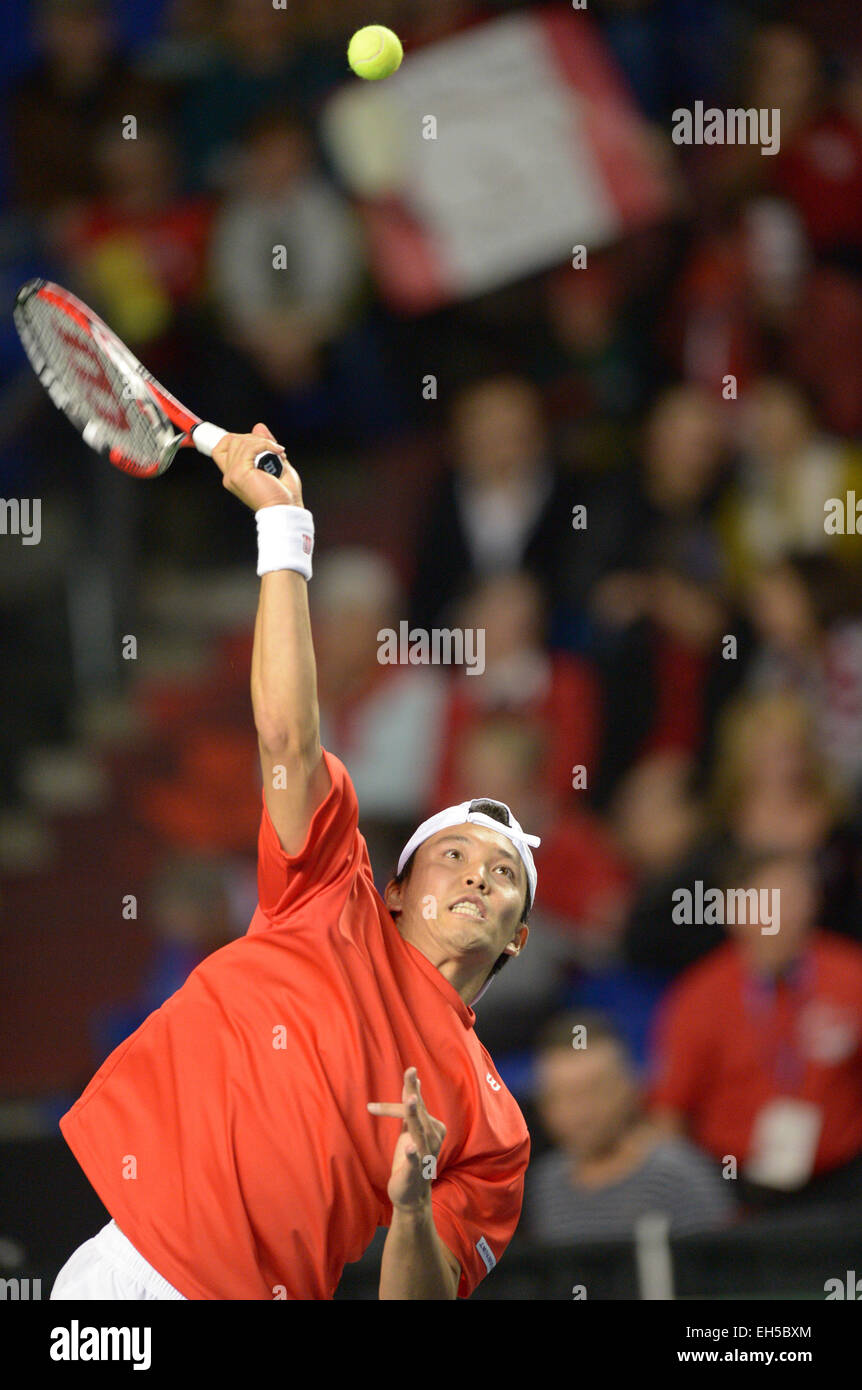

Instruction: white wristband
[256,505,314,580]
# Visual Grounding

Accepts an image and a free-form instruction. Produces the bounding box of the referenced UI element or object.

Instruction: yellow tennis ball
[347,25,403,81]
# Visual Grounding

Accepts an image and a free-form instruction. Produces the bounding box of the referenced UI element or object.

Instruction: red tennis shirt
[60,749,530,1299]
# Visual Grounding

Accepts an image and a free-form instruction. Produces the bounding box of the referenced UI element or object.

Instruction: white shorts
[50,1219,187,1300]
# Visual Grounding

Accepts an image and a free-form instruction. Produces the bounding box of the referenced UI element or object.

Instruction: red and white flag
[322,6,674,312]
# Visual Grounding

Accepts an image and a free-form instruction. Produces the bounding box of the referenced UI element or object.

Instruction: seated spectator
[711,690,845,859]
[534,255,646,431]
[8,0,166,223]
[209,110,364,386]
[617,751,730,978]
[524,1011,734,1244]
[662,195,809,401]
[742,553,862,797]
[408,373,622,641]
[136,0,219,86]
[626,687,862,974]
[430,571,599,815]
[591,559,738,808]
[769,29,862,274]
[721,376,862,583]
[91,851,239,1062]
[787,265,862,436]
[178,0,343,190]
[207,109,390,442]
[137,721,263,855]
[588,384,742,803]
[591,382,732,616]
[692,23,822,218]
[60,120,212,350]
[649,848,862,1211]
[710,687,862,945]
[310,548,448,868]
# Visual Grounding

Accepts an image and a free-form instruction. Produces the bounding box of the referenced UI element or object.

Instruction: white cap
[397,798,540,908]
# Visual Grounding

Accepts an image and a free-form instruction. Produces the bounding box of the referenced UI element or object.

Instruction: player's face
[402,825,528,961]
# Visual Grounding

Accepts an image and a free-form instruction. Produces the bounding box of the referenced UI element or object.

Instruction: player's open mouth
[449,898,486,920]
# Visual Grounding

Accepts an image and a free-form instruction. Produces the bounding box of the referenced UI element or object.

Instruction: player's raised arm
[213,423,329,855]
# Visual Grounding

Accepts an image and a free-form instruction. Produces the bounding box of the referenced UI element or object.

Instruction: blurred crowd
[3,0,862,1258]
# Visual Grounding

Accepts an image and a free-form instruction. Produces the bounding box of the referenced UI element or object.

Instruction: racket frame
[14,279,282,479]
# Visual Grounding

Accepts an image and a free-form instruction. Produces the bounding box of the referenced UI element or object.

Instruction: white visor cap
[397,798,540,907]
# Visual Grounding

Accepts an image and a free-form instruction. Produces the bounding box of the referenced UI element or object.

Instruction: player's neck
[395,919,490,1009]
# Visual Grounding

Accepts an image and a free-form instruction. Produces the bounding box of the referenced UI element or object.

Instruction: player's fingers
[404,1095,430,1154]
[401,1071,424,1124]
[403,1066,426,1109]
[252,422,281,443]
[251,424,286,459]
[406,1071,433,1132]
[367,1102,408,1117]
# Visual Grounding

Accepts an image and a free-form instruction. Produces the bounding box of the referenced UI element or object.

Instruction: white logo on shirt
[485,1071,501,1091]
[476,1236,496,1272]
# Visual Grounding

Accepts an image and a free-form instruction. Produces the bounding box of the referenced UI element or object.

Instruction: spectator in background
[742,554,862,800]
[711,688,862,944]
[208,109,386,443]
[532,255,648,471]
[767,28,862,276]
[721,377,862,584]
[137,719,263,856]
[310,548,447,871]
[626,687,862,976]
[430,571,599,815]
[91,851,238,1063]
[8,0,166,224]
[592,383,731,610]
[617,751,728,978]
[699,23,822,216]
[787,260,862,436]
[591,551,739,811]
[59,120,212,353]
[649,848,862,1210]
[677,19,862,438]
[178,0,342,190]
[589,383,742,805]
[690,18,862,435]
[136,0,219,86]
[711,690,844,861]
[662,195,809,400]
[409,374,619,642]
[525,1011,734,1245]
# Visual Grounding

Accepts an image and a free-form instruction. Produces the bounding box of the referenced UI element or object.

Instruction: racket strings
[15,290,173,478]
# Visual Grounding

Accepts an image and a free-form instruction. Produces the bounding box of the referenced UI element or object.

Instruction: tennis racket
[13,278,284,480]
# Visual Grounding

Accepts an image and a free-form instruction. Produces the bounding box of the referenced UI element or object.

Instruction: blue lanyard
[742,953,816,1094]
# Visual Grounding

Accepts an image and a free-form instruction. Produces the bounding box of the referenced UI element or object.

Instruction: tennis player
[51,424,537,1301]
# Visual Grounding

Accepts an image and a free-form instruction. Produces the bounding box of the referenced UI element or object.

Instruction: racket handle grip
[254,452,283,478]
[192,423,284,478]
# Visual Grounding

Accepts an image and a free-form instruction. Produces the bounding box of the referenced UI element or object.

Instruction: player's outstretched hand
[368,1067,447,1212]
[212,422,304,512]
